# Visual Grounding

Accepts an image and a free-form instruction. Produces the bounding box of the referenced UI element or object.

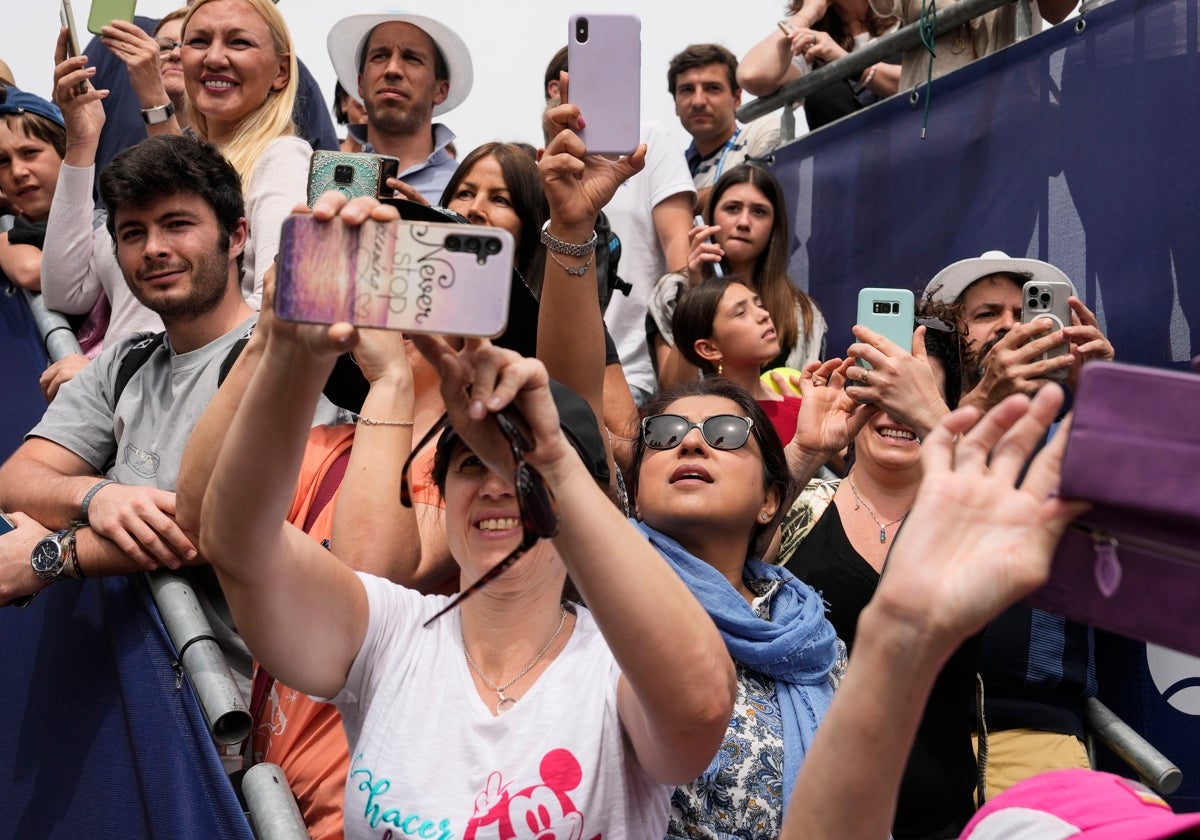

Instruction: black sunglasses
[401,408,559,626]
[156,37,183,53]
[641,413,755,452]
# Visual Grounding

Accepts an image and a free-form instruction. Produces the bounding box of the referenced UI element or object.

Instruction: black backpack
[112,330,251,405]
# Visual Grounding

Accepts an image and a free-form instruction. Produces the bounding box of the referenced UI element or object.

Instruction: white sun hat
[327,12,473,116]
[925,250,1076,304]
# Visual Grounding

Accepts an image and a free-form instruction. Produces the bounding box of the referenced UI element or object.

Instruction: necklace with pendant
[848,478,910,543]
[463,605,568,715]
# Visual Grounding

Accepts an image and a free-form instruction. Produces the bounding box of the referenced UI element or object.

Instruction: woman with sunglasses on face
[627,377,843,839]
[179,120,736,838]
[777,329,976,840]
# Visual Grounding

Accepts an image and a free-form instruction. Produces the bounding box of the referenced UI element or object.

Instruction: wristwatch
[31,525,82,583]
[141,102,176,125]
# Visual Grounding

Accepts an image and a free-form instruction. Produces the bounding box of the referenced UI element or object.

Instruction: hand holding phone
[307,151,401,207]
[567,14,641,155]
[1021,279,1071,380]
[60,0,90,95]
[692,214,724,278]
[87,0,138,36]
[855,288,915,370]
[275,216,514,337]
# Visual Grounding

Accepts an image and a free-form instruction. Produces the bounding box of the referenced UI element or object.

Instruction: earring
[760,512,770,522]
[717,360,724,376]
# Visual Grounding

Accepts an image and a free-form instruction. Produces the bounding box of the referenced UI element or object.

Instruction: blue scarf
[636,521,836,811]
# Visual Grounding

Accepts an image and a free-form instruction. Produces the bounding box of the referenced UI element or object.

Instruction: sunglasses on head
[641,413,755,452]
[400,407,559,627]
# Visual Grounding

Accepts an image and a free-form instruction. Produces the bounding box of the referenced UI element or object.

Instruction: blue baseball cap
[0,86,66,129]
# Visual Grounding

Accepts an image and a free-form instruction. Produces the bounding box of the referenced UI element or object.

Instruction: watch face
[32,538,62,574]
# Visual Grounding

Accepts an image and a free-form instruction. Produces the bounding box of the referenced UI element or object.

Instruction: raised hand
[875,386,1085,646]
[844,325,950,438]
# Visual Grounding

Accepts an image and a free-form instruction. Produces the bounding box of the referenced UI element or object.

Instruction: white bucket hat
[327,12,473,116]
[925,250,1076,304]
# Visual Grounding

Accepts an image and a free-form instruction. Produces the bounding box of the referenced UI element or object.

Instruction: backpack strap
[112,331,167,407]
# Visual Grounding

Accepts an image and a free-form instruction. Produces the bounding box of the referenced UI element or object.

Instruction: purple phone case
[1028,361,1200,655]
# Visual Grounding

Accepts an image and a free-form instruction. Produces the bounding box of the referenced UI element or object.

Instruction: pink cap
[961,770,1200,839]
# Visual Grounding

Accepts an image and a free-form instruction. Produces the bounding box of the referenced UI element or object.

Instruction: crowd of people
[3,1,1191,839]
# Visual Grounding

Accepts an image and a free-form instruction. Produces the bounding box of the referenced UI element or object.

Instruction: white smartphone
[856,287,915,369]
[567,14,641,155]
[275,216,514,338]
[1021,279,1072,380]
[693,214,724,277]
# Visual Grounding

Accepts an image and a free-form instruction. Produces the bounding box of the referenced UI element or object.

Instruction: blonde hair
[182,0,297,185]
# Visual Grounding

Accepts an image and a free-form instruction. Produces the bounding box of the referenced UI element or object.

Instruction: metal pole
[1085,697,1183,795]
[242,763,312,840]
[20,289,81,362]
[738,0,1027,123]
[145,570,252,745]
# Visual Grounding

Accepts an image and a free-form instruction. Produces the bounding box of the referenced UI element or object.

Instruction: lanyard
[712,126,743,183]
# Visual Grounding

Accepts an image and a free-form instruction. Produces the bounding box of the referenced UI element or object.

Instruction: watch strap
[141,102,176,125]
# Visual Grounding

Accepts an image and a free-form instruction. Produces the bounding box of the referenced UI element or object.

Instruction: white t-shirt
[333,573,671,840]
[602,121,697,397]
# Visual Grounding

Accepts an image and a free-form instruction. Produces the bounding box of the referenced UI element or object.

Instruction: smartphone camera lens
[484,238,502,255]
[333,164,355,184]
[444,235,462,252]
[465,238,481,254]
[575,17,589,43]
[1040,292,1051,305]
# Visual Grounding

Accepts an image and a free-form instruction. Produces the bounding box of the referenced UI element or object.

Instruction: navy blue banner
[0,283,50,460]
[771,0,1200,809]
[775,0,1198,369]
[0,574,253,839]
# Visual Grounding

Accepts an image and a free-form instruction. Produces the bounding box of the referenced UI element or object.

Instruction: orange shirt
[253,423,441,840]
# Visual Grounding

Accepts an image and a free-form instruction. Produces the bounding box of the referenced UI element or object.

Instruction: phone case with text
[275,216,514,338]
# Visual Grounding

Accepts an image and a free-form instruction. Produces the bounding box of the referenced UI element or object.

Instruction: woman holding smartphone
[778,330,979,840]
[57,0,305,310]
[658,164,827,387]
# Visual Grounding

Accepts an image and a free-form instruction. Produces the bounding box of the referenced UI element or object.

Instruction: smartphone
[87,0,137,36]
[568,14,641,155]
[855,287,915,369]
[60,0,90,95]
[693,214,724,277]
[307,151,401,207]
[275,215,514,337]
[1021,279,1072,380]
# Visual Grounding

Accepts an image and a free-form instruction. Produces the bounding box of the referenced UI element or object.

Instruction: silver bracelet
[546,249,596,277]
[357,416,415,427]
[79,479,116,524]
[540,219,597,257]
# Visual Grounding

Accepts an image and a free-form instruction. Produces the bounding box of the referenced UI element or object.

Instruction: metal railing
[737,0,1035,129]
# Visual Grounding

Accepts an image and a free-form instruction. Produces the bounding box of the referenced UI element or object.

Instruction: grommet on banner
[909,88,922,106]
[1075,17,1087,33]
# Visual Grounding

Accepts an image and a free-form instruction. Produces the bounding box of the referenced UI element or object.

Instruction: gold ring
[861,370,870,386]
[811,376,825,387]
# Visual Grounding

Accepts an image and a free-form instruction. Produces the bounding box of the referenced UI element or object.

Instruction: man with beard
[912,251,1115,801]
[327,13,472,204]
[0,135,264,621]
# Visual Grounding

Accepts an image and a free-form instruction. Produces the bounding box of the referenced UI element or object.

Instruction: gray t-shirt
[28,315,341,697]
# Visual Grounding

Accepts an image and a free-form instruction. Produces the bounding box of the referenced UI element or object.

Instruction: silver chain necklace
[462,606,568,715]
[848,478,910,543]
